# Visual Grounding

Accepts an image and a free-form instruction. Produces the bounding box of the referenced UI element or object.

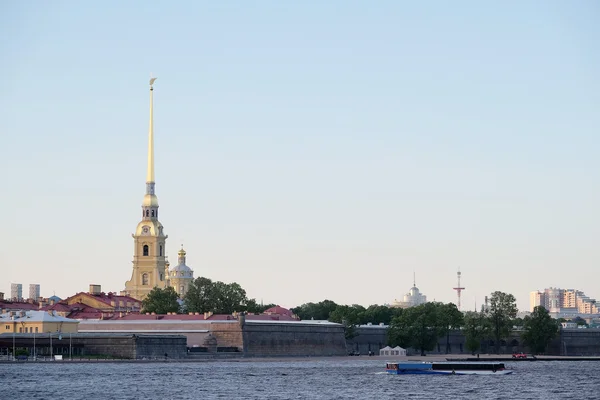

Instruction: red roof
[117,313,206,321]
[0,301,39,310]
[111,312,298,322]
[65,292,141,310]
[40,303,72,312]
[263,305,295,317]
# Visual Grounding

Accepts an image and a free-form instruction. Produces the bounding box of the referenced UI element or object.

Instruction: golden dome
[178,247,186,257]
[142,194,159,207]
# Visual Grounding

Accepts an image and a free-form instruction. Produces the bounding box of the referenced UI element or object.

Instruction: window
[142,273,149,285]
[143,245,149,256]
[5,325,9,330]
[35,327,38,333]
[145,210,149,217]
[151,210,155,217]
[159,245,163,256]
[180,285,185,296]
[19,327,22,333]
[159,273,163,281]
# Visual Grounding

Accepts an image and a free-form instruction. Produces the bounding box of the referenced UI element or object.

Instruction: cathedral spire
[141,77,159,220]
[147,76,157,188]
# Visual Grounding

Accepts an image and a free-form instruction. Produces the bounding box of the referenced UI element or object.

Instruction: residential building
[530,291,545,312]
[11,283,22,301]
[29,284,40,301]
[530,287,598,317]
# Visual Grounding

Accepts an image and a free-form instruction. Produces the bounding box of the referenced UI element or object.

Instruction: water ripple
[0,360,597,399]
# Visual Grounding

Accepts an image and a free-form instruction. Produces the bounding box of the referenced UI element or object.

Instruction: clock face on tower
[142,226,150,235]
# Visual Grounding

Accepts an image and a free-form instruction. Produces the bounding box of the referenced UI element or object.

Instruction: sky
[1,1,598,312]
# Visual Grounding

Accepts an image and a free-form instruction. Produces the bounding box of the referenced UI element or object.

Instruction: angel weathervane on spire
[150,73,157,88]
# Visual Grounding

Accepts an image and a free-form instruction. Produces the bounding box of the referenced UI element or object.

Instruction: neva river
[1,359,597,399]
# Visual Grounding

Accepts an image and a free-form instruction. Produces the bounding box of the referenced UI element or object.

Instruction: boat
[385,361,513,375]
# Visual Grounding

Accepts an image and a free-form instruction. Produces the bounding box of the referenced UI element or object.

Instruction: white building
[10,283,22,301]
[391,276,427,308]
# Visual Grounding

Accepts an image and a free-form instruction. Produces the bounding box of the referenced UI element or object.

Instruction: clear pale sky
[1,1,598,312]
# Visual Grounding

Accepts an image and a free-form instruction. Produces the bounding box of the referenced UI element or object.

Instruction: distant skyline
[1,1,599,311]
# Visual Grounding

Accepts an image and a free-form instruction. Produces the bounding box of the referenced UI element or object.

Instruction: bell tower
[124,77,168,300]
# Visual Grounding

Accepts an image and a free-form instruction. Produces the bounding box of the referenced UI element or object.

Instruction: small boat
[385,362,513,375]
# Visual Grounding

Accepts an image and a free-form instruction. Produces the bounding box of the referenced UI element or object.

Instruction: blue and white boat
[385,362,513,375]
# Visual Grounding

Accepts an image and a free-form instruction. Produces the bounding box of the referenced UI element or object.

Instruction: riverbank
[3,353,600,364]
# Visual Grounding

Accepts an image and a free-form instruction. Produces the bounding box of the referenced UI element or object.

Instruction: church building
[123,78,194,301]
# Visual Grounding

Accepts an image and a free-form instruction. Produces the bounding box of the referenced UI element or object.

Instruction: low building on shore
[0,333,187,359]
[1,310,79,334]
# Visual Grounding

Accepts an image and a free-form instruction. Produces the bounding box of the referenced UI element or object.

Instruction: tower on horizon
[453,268,465,311]
[123,77,169,301]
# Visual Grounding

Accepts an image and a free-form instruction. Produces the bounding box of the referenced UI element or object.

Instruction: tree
[463,311,492,354]
[184,277,250,314]
[213,281,248,314]
[521,306,558,355]
[141,286,180,314]
[291,300,338,321]
[184,277,216,313]
[329,304,366,340]
[388,302,446,356]
[362,305,395,325]
[487,291,518,354]
[438,303,464,354]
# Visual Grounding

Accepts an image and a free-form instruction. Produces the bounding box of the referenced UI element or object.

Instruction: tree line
[292,291,560,355]
[143,284,560,355]
[141,277,275,315]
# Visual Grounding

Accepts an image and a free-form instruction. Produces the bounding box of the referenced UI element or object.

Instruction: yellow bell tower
[124,77,168,300]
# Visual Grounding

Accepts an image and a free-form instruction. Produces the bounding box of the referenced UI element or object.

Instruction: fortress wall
[347,326,388,355]
[208,321,244,350]
[242,322,347,357]
[134,335,188,359]
[548,329,600,356]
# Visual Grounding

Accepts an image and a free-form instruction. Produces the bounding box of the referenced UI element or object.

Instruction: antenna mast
[453,268,465,311]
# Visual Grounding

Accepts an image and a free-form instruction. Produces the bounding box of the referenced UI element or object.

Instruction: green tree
[362,305,394,325]
[184,277,216,313]
[521,306,559,355]
[291,300,338,320]
[463,311,492,354]
[438,303,464,354]
[141,286,180,314]
[329,304,366,339]
[487,291,518,354]
[513,317,524,329]
[213,281,248,314]
[388,302,446,356]
[184,277,250,314]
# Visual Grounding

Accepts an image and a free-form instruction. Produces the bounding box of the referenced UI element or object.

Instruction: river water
[1,359,597,399]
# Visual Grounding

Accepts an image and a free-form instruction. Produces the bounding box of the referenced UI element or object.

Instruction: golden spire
[147,76,157,183]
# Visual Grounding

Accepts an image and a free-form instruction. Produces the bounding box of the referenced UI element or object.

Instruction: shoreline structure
[3,354,600,364]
